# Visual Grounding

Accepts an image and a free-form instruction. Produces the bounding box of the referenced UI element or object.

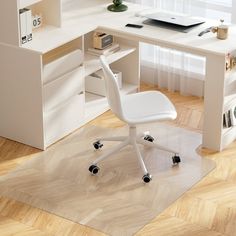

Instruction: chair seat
[121,91,177,125]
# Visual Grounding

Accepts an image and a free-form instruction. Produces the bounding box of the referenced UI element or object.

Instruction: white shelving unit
[2,0,235,151]
[0,0,140,149]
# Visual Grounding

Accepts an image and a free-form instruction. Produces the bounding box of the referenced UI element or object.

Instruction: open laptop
[143,11,205,33]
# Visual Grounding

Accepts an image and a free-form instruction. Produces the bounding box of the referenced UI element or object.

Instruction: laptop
[143,11,205,32]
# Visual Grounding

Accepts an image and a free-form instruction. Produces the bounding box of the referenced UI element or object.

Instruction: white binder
[19,8,32,44]
[19,9,27,44]
[25,8,32,41]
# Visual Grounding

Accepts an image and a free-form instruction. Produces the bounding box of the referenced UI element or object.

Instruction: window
[130,0,235,23]
[128,0,235,96]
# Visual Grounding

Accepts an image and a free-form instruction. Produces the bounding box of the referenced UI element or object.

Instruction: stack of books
[87,43,120,56]
[223,110,232,128]
[223,107,236,128]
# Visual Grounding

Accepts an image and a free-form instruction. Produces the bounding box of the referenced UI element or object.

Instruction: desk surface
[22,0,236,56]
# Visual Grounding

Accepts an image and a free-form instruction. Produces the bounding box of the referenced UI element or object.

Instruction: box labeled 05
[32,14,42,29]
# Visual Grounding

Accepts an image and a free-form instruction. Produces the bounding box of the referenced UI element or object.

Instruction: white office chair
[88,55,181,183]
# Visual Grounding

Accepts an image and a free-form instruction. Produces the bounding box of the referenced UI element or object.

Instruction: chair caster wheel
[144,135,154,142]
[93,141,103,150]
[142,173,152,183]
[172,155,181,165]
[89,165,100,175]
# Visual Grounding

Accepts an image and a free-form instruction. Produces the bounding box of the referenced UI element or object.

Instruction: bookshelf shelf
[84,44,136,77]
[21,25,62,53]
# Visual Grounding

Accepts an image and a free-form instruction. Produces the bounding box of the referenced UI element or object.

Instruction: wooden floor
[0,85,236,236]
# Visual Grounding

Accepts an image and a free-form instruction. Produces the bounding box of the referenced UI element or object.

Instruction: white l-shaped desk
[1,0,236,151]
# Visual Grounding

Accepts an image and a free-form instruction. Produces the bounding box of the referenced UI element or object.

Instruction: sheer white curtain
[128,0,235,96]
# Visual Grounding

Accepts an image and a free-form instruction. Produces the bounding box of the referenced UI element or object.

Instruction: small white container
[85,69,122,96]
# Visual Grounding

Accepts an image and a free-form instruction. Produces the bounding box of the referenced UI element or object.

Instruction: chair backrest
[99,55,124,120]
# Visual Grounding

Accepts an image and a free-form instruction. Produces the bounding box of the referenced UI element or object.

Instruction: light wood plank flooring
[1,85,236,236]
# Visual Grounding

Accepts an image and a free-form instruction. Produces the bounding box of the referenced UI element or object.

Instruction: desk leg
[202,54,225,151]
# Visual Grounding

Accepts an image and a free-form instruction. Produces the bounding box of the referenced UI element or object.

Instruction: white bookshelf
[3,0,235,152]
[0,0,140,149]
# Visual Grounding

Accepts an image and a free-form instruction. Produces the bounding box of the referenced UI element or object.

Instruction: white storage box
[85,69,122,96]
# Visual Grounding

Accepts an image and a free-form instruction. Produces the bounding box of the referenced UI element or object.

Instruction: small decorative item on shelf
[32,13,42,29]
[211,19,229,40]
[107,0,128,12]
[93,32,113,49]
[226,53,236,71]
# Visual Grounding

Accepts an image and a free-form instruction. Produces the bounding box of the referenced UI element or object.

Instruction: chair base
[89,126,180,183]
